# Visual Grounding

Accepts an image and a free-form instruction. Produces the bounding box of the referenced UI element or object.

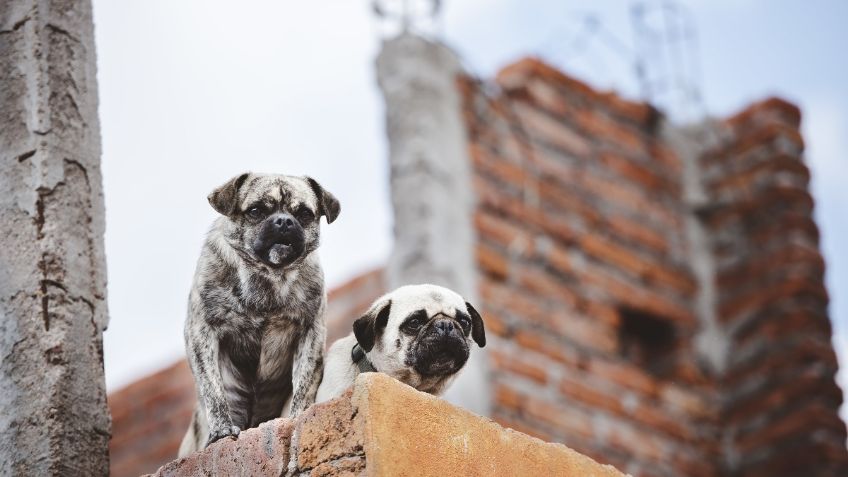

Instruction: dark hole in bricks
[618,308,678,377]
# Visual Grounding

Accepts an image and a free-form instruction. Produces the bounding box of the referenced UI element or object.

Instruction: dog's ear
[353,299,392,352]
[305,176,340,224]
[465,301,486,348]
[208,173,251,216]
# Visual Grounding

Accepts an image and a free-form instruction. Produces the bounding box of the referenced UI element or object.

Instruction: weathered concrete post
[377,33,491,415]
[1,0,110,474]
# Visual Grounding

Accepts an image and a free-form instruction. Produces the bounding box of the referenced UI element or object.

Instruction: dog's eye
[246,206,264,220]
[457,316,471,331]
[405,318,423,331]
[402,310,428,334]
[295,208,314,223]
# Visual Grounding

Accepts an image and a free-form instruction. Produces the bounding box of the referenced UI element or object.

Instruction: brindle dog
[179,172,339,456]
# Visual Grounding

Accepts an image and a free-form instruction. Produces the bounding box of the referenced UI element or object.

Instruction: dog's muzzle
[252,213,305,267]
[412,318,470,376]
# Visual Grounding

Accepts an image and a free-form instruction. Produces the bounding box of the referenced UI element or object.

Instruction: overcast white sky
[93,0,848,405]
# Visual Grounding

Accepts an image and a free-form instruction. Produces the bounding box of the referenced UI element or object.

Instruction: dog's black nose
[272,215,295,231]
[434,319,455,335]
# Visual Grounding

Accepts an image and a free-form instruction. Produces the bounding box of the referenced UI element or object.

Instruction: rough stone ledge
[148,373,625,477]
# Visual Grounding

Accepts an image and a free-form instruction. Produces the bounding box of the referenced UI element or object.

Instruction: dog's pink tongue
[268,243,291,265]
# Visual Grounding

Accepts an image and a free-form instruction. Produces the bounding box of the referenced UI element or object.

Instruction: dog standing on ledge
[179,172,339,457]
[315,284,486,402]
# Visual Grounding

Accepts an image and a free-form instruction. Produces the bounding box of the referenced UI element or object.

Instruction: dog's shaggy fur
[179,172,339,456]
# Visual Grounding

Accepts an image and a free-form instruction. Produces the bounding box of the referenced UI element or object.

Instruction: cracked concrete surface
[1,0,110,474]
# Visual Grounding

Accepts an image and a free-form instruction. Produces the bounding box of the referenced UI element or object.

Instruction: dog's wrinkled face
[353,284,486,384]
[208,172,339,269]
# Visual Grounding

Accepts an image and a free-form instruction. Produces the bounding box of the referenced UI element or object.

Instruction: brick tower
[455,55,847,476]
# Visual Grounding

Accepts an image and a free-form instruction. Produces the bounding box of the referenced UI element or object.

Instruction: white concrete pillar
[377,33,490,416]
[0,0,110,473]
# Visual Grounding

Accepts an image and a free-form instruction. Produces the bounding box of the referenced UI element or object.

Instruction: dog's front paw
[205,424,241,448]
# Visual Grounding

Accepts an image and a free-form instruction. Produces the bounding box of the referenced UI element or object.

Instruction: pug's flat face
[208,173,339,269]
[354,284,486,388]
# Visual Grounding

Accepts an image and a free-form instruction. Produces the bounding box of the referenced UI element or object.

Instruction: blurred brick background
[109,57,847,477]
[462,58,845,476]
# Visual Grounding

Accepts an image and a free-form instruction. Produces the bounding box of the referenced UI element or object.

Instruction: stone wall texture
[148,373,623,477]
[0,0,110,474]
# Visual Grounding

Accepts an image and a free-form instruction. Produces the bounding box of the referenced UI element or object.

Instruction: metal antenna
[631,1,705,122]
[534,11,641,98]
[372,0,443,39]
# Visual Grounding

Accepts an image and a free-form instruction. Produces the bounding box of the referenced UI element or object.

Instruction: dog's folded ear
[305,176,340,224]
[353,299,392,352]
[208,172,251,216]
[465,301,486,348]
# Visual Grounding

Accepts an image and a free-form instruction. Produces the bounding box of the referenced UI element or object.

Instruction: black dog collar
[351,343,377,373]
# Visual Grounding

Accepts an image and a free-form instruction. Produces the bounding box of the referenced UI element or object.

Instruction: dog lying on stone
[316,284,486,402]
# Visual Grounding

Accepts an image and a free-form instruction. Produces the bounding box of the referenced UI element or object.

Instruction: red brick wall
[108,361,195,477]
[325,267,387,344]
[460,58,847,476]
[702,99,848,475]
